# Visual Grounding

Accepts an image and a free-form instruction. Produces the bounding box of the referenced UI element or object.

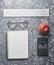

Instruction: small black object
[37,38,48,56]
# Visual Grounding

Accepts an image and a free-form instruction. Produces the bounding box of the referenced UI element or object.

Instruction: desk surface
[0,0,54,65]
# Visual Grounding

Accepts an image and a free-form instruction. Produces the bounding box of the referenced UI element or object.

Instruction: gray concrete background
[0,0,54,65]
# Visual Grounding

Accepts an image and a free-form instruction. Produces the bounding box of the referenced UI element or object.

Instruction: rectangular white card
[4,9,49,17]
[7,31,28,59]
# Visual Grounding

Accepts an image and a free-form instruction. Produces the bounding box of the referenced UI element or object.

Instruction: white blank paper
[7,31,28,59]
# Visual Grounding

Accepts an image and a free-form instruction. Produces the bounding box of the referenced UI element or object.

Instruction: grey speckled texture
[0,0,54,65]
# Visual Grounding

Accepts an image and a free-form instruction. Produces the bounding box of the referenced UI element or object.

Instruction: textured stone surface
[0,0,54,65]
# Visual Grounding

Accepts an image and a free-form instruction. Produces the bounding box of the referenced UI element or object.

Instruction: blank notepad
[7,31,28,59]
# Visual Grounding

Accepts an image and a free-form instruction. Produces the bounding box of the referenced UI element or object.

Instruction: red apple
[38,23,50,34]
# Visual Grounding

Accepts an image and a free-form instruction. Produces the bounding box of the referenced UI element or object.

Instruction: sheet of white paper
[7,31,28,59]
[4,9,49,17]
